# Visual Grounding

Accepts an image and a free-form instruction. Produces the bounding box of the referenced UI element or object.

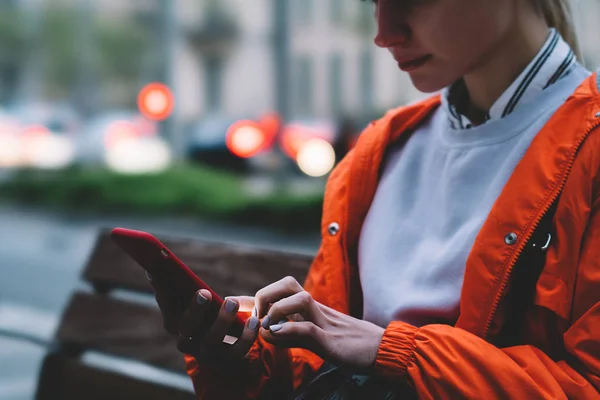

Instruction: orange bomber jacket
[186,71,600,399]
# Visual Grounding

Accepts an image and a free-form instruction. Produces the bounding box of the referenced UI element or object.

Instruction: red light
[226,120,268,158]
[23,125,50,137]
[280,124,310,159]
[134,117,158,137]
[258,112,281,140]
[104,120,140,149]
[137,82,175,121]
[280,122,336,160]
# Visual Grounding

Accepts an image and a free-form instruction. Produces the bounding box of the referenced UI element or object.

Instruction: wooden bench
[35,229,314,399]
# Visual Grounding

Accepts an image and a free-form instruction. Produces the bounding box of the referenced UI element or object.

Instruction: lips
[396,55,432,71]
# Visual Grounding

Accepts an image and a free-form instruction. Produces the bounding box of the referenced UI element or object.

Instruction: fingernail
[248,316,259,330]
[278,318,288,325]
[261,315,271,329]
[225,299,238,314]
[270,324,283,333]
[252,306,258,318]
[196,293,208,305]
[145,271,153,281]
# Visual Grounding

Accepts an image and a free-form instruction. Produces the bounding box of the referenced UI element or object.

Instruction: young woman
[150,0,600,398]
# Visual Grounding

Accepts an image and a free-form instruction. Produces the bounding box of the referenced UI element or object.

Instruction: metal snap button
[505,232,518,245]
[328,222,340,236]
[595,111,600,118]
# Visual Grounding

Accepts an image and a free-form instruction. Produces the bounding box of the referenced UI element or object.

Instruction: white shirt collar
[442,28,576,130]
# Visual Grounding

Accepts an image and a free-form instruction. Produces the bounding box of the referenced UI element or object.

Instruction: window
[329,53,343,115]
[329,0,343,24]
[295,55,314,115]
[295,0,314,25]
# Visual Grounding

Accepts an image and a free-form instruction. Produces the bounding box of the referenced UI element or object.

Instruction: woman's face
[374,0,518,92]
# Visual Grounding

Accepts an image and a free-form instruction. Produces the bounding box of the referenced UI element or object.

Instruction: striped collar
[442,28,576,130]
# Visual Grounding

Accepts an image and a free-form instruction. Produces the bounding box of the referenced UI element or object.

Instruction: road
[0,205,320,399]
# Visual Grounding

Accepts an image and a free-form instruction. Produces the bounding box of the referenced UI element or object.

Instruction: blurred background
[0,0,599,398]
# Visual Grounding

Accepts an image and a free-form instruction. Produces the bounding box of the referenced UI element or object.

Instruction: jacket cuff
[373,321,418,381]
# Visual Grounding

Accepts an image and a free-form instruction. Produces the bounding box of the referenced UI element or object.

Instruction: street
[0,205,320,399]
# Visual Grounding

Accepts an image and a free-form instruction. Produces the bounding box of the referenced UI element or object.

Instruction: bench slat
[36,354,195,400]
[57,291,185,373]
[83,231,314,297]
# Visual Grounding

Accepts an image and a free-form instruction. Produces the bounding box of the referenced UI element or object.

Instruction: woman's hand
[148,273,261,369]
[254,276,385,372]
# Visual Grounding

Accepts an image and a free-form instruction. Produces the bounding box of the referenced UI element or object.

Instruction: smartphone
[110,227,247,338]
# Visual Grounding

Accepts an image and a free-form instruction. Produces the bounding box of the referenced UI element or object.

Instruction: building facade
[12,0,600,122]
[175,0,426,122]
[181,0,600,122]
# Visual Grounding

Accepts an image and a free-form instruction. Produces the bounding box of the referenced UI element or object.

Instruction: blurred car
[0,103,82,169]
[185,112,379,177]
[278,113,383,177]
[74,111,171,174]
[278,118,338,177]
[185,114,277,174]
[8,102,82,137]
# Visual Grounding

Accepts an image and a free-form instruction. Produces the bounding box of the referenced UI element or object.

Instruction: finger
[260,321,324,355]
[229,315,261,359]
[224,296,255,314]
[254,276,304,318]
[178,290,211,338]
[261,291,323,330]
[200,298,240,352]
[178,293,250,356]
[288,313,305,322]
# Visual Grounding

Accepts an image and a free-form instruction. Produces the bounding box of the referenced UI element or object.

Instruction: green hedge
[0,166,324,233]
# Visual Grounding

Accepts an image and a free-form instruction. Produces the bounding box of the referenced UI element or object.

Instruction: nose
[373,3,411,48]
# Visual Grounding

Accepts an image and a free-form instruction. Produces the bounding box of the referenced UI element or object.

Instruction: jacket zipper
[483,120,600,339]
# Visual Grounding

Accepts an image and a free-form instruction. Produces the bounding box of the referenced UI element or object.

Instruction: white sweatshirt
[358,29,591,328]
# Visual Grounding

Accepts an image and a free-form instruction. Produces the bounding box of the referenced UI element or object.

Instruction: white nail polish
[270,324,283,333]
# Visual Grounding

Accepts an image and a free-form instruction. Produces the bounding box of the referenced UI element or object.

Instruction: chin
[407,71,457,93]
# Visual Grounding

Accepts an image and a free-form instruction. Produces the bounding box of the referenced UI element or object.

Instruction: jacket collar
[343,72,600,336]
[442,28,576,129]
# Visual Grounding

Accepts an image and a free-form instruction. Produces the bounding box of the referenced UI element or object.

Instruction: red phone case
[110,227,246,337]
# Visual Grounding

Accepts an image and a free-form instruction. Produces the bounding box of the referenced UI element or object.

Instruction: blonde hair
[535,0,582,60]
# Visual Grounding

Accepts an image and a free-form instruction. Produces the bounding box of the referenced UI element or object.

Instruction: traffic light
[137,82,175,121]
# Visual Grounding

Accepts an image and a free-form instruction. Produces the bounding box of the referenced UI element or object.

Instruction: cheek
[415,4,511,85]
